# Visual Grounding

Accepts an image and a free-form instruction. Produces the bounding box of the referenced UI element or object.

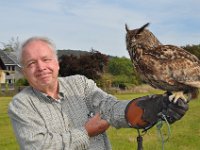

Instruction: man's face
[22,40,60,90]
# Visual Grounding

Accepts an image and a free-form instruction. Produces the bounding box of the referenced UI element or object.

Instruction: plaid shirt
[8,75,130,150]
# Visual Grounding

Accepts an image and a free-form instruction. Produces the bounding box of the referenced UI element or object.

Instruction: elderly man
[8,36,188,150]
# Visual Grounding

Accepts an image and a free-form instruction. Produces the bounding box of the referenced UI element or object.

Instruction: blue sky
[0,0,200,57]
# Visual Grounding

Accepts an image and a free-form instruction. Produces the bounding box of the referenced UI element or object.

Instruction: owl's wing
[142,45,200,88]
[145,45,199,63]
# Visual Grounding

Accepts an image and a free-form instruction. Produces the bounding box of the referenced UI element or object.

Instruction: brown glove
[125,93,189,129]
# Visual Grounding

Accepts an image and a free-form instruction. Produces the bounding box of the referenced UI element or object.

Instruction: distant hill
[57,49,90,58]
[57,49,115,60]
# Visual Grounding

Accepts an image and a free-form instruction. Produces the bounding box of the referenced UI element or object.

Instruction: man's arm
[82,75,132,128]
[82,75,188,130]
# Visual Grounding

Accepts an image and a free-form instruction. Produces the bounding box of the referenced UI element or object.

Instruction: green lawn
[1,93,200,150]
[0,97,19,150]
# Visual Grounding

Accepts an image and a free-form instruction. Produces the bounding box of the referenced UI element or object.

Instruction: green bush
[15,78,29,86]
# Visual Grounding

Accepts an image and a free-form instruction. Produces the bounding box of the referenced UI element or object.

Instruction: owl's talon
[168,95,174,102]
[168,92,187,103]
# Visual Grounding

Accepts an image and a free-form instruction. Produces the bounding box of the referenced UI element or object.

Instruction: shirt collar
[31,82,64,103]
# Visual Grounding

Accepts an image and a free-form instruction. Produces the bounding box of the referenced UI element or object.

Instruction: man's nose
[37,60,46,70]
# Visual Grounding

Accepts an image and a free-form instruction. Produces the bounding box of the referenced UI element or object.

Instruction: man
[8,37,188,150]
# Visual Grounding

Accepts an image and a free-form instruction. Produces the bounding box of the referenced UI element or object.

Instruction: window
[12,66,15,71]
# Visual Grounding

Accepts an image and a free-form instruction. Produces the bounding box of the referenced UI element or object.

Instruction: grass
[0,97,19,150]
[0,93,200,150]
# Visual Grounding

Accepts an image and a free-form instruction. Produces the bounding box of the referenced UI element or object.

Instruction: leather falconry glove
[125,93,189,129]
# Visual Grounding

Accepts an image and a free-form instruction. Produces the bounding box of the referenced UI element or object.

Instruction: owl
[125,23,200,102]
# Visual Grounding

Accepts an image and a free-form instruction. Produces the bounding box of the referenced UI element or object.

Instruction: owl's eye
[135,34,142,39]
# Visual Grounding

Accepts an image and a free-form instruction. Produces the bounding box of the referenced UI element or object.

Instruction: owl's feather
[125,23,200,100]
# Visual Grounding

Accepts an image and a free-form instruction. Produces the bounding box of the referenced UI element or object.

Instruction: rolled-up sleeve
[8,96,89,150]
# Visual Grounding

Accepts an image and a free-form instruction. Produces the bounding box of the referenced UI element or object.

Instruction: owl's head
[125,23,160,51]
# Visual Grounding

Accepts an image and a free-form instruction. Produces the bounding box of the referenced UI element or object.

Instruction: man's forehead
[22,44,55,61]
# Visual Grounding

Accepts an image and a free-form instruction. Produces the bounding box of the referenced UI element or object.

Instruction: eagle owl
[125,23,200,102]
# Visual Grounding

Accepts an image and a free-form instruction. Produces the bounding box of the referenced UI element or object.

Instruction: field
[0,93,200,150]
[0,97,19,150]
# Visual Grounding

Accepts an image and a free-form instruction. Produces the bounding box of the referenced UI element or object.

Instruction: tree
[108,57,141,86]
[15,78,29,86]
[1,37,20,52]
[59,50,108,80]
[59,54,79,76]
[181,44,200,60]
[108,57,133,76]
[90,49,108,72]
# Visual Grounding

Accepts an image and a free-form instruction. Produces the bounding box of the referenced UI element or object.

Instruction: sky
[0,0,200,57]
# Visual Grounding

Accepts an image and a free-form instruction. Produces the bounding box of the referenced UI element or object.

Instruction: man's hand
[163,98,189,123]
[85,113,110,137]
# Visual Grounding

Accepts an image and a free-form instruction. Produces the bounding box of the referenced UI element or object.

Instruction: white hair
[18,36,57,67]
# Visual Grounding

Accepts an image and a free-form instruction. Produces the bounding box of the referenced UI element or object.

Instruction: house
[0,57,6,83]
[0,50,23,85]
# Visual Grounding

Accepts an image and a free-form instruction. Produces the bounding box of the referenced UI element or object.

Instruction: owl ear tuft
[125,24,129,32]
[137,22,150,34]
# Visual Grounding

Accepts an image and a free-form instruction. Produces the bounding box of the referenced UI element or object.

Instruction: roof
[0,57,6,70]
[0,50,19,65]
